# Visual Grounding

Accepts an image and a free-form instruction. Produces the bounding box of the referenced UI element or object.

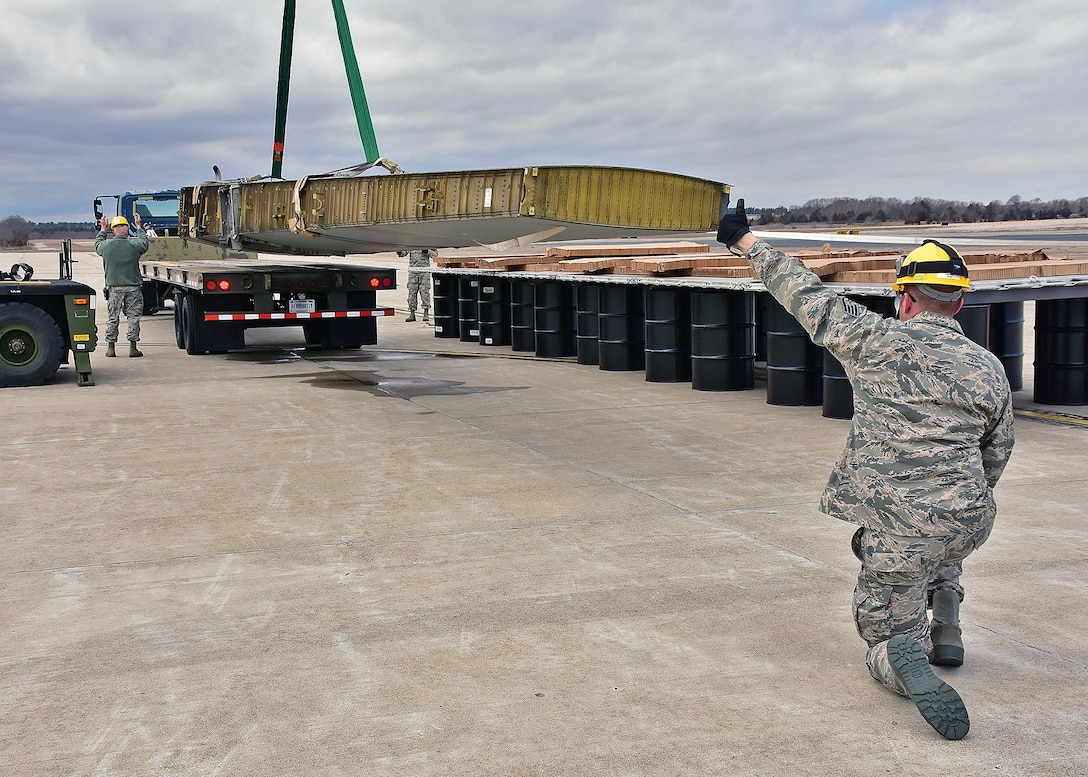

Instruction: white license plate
[289,298,316,314]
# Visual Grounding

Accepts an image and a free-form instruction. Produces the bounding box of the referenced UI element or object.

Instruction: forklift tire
[0,302,65,387]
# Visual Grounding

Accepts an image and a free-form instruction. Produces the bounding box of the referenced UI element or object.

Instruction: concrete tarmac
[2,246,1087,776]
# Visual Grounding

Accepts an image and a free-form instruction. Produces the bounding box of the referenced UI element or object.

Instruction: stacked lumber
[434,243,1088,283]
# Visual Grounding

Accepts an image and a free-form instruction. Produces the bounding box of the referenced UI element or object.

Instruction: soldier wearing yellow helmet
[892,239,971,320]
[96,211,150,357]
[717,202,1014,741]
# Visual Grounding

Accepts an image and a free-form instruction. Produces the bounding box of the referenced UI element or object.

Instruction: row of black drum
[432,274,1088,412]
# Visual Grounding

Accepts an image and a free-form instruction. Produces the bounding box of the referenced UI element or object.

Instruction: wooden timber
[432,243,1088,284]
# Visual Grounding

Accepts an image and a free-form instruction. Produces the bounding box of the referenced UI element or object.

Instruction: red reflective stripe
[203,309,394,322]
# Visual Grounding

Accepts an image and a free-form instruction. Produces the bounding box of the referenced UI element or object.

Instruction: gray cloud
[2,0,1085,221]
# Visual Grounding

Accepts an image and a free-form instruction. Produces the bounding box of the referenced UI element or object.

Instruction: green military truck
[0,240,97,387]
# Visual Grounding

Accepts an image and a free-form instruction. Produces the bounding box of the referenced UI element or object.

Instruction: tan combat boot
[405,311,417,322]
[105,343,116,357]
[422,308,431,325]
[128,341,144,358]
[930,589,964,666]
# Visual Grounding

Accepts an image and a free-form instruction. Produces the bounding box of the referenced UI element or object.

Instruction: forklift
[0,240,97,387]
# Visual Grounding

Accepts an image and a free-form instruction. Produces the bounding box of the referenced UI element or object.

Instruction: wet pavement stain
[303,369,527,400]
[227,349,476,366]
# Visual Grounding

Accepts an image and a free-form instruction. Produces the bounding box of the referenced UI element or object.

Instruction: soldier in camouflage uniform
[95,213,151,357]
[718,201,1014,740]
[398,249,436,323]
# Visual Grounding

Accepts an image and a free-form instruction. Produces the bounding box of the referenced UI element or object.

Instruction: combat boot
[422,308,431,325]
[128,341,144,358]
[105,342,116,357]
[930,589,964,666]
[888,634,970,740]
[405,311,417,322]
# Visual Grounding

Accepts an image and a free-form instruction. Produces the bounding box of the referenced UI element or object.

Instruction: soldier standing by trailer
[717,201,1014,740]
[95,214,150,357]
[398,249,436,324]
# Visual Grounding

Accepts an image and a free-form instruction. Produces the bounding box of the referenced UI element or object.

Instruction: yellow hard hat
[110,216,129,228]
[893,239,970,292]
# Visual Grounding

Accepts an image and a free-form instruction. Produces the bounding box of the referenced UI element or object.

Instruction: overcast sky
[2,0,1086,222]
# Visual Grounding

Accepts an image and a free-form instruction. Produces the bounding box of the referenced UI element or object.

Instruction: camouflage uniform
[95,228,150,344]
[406,249,435,314]
[105,286,144,344]
[745,240,1014,694]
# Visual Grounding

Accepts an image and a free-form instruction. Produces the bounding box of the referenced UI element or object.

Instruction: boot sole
[888,634,970,740]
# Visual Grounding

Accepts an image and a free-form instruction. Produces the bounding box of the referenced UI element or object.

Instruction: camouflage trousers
[106,285,143,344]
[853,521,993,695]
[406,271,431,312]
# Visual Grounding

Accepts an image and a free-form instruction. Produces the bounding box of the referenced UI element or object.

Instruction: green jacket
[746,239,1015,537]
[95,230,149,287]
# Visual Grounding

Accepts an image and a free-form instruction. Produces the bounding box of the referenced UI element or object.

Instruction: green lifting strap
[332,0,381,163]
[271,0,296,178]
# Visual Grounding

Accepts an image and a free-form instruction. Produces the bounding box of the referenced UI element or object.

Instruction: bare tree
[0,216,32,248]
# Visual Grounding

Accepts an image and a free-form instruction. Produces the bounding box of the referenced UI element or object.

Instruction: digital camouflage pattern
[746,240,1014,538]
[745,239,1014,695]
[853,525,990,695]
[407,249,435,312]
[105,286,144,344]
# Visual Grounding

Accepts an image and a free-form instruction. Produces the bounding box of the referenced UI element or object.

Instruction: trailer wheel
[0,302,65,387]
[173,294,187,349]
[181,295,231,355]
[182,296,204,354]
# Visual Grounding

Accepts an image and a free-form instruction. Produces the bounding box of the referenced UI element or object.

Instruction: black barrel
[432,273,460,339]
[478,278,511,346]
[690,290,755,391]
[765,296,822,406]
[865,295,897,319]
[576,284,601,366]
[989,301,1025,391]
[598,285,645,371]
[818,295,896,417]
[1033,297,1088,405]
[534,281,577,358]
[457,276,480,342]
[822,349,853,419]
[644,287,692,382]
[955,305,990,349]
[754,293,770,362]
[510,280,536,352]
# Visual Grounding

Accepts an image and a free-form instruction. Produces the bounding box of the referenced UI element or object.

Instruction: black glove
[716,198,750,247]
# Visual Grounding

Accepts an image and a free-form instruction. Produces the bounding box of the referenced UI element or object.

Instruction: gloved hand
[716,198,751,247]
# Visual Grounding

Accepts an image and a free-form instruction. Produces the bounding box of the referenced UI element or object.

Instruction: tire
[0,302,65,387]
[173,293,187,349]
[182,295,234,355]
[182,295,203,355]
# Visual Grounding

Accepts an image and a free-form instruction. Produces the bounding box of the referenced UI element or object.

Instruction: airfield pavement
[2,238,1086,776]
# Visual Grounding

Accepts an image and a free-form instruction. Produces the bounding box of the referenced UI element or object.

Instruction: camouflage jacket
[746,240,1015,536]
[408,249,436,268]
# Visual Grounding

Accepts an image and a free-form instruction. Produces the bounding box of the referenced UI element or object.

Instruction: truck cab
[93,190,182,314]
[94,190,182,238]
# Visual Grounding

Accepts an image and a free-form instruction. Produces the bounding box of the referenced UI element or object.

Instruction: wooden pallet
[434,243,1088,283]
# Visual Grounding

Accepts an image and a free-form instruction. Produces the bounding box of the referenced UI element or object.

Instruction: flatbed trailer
[138,243,396,354]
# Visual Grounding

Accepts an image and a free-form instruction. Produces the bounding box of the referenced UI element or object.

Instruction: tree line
[751,195,1088,227]
[0,216,101,247]
[4,194,1088,247]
